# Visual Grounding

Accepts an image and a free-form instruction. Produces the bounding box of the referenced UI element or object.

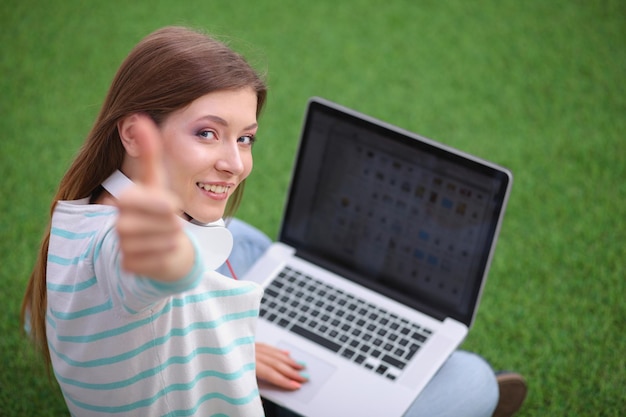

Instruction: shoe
[492,372,527,417]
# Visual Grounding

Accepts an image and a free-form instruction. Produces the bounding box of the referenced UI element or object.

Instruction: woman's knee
[218,218,272,277]
[404,350,498,417]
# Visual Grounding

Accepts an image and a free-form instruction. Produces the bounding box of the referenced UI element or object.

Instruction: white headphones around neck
[101,170,233,270]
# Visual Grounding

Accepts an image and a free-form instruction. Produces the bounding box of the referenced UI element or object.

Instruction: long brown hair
[21,26,268,364]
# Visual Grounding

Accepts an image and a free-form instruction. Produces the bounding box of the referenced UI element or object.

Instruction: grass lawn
[1,0,624,415]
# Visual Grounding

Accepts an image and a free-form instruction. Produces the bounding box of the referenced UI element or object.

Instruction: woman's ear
[117,114,143,158]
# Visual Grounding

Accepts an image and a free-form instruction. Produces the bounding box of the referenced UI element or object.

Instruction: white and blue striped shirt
[46,198,264,416]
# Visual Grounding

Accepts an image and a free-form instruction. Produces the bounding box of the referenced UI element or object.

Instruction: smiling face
[156,88,258,223]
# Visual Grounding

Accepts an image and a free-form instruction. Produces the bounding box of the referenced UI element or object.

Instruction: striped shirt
[46,198,265,416]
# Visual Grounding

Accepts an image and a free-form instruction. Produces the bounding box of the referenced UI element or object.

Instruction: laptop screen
[280,98,512,327]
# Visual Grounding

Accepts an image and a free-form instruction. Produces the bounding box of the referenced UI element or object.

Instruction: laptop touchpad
[260,341,337,404]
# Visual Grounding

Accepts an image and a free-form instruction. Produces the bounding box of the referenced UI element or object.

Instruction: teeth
[198,183,229,194]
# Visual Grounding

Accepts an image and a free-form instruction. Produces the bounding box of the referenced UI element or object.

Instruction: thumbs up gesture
[115,114,195,282]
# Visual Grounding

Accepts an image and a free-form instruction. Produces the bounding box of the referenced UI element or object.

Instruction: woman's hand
[115,114,195,282]
[256,343,309,390]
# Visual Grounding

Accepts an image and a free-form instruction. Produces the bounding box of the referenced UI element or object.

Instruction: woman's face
[159,88,258,223]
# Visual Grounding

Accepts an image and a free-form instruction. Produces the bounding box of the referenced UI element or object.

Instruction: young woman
[22,25,526,417]
[20,26,306,416]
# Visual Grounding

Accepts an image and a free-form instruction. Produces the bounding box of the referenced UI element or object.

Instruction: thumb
[134,115,166,189]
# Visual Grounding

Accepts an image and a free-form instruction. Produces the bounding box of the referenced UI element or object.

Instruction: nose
[215,140,245,175]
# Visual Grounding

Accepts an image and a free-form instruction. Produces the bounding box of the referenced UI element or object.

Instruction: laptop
[242,97,512,416]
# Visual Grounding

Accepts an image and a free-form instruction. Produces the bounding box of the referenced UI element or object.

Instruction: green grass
[1,0,624,415]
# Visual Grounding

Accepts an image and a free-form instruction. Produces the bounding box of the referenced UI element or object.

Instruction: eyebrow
[198,115,258,131]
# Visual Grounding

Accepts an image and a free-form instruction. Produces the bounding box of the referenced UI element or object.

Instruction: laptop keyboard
[259,266,433,381]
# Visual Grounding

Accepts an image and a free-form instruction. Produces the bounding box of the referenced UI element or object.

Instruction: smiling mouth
[197,182,230,194]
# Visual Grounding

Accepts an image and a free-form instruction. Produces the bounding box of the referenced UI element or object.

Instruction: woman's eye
[198,130,216,140]
[239,135,256,146]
